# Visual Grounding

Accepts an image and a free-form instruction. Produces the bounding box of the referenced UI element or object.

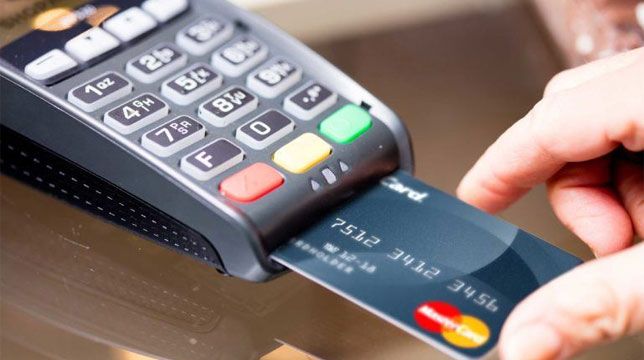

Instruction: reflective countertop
[1,1,643,359]
[1,174,444,360]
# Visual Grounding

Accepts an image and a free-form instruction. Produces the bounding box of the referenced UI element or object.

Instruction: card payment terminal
[0,0,414,281]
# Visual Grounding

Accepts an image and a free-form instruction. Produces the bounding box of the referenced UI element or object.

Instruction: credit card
[271,170,582,360]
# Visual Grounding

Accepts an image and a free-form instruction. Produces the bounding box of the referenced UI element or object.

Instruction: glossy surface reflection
[0,175,442,359]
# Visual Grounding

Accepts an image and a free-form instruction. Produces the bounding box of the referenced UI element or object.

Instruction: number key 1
[68,72,132,112]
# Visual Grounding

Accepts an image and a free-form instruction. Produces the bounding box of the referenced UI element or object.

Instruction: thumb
[499,243,644,360]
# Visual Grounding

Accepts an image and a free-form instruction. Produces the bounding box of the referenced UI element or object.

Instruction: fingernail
[501,324,562,360]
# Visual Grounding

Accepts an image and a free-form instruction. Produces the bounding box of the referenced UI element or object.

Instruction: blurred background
[1,0,643,359]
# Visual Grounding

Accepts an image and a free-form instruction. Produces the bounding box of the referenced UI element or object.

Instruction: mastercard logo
[414,301,490,348]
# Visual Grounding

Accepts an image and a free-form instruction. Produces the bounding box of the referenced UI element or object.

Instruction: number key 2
[126,43,187,84]
[68,72,132,112]
[104,93,169,134]
[161,63,222,105]
[198,86,258,127]
[141,116,205,157]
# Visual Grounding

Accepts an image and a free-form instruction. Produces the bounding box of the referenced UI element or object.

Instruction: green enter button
[319,104,372,144]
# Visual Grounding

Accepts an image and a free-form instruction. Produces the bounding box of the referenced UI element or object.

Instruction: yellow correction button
[273,133,332,174]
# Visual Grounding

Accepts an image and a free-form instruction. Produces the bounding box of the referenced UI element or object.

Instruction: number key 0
[236,110,295,150]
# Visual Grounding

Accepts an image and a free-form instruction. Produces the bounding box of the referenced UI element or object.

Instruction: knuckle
[528,97,565,160]
[544,70,573,96]
[550,271,629,344]
[632,51,644,69]
[607,114,644,151]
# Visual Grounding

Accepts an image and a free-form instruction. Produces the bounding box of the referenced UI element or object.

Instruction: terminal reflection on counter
[0,174,440,360]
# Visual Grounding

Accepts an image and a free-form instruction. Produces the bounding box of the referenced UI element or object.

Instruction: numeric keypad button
[211,36,268,77]
[142,116,205,157]
[176,17,233,56]
[198,87,258,127]
[247,58,302,98]
[104,94,169,134]
[126,44,187,83]
[236,110,294,150]
[68,72,132,112]
[284,82,337,120]
[64,27,120,63]
[161,63,222,105]
[180,139,244,180]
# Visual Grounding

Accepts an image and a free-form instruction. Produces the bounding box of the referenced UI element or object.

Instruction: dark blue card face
[271,170,581,359]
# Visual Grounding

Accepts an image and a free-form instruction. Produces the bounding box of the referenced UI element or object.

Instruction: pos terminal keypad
[45,1,376,204]
[1,0,410,281]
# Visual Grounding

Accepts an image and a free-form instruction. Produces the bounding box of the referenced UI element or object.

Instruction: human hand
[457,47,644,359]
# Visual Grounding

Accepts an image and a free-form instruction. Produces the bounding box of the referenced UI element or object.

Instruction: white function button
[142,116,205,157]
[236,110,294,150]
[142,0,188,22]
[161,63,222,105]
[126,43,187,83]
[198,86,258,127]
[103,7,157,42]
[284,82,337,120]
[176,17,233,56]
[104,93,169,134]
[65,27,120,63]
[68,72,132,112]
[247,58,302,98]
[24,49,77,83]
[211,36,268,77]
[180,139,244,180]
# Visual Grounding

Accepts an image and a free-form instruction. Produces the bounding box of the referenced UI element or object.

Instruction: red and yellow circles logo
[414,301,490,348]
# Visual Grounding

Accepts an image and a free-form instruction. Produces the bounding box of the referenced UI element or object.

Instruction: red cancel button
[220,163,284,202]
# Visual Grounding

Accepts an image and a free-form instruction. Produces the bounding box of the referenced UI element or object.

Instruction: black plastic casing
[0,0,413,281]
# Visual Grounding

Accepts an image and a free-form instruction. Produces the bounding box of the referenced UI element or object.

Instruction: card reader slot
[0,127,225,273]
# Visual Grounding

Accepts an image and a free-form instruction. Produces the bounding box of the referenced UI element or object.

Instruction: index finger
[456,53,644,213]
